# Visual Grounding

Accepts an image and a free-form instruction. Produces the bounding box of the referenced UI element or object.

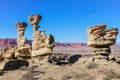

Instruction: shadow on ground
[48,53,82,65]
[0,71,5,76]
[3,60,29,71]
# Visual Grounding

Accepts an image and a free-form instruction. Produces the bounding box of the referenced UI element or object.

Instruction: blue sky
[0,0,120,43]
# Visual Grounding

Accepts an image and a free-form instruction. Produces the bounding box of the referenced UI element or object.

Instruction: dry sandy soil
[0,45,120,80]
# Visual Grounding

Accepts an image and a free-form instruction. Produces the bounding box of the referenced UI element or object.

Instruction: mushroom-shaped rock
[87,24,118,47]
[16,22,27,47]
[16,22,27,29]
[15,22,31,59]
[28,14,41,25]
[87,24,118,62]
[28,14,55,63]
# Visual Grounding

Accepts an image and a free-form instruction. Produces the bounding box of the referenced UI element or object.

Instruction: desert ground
[0,45,120,80]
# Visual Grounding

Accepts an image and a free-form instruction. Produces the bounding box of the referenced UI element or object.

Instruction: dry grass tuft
[20,71,33,80]
[103,70,120,80]
[62,72,95,80]
[62,74,73,80]
[85,62,98,69]
[106,70,120,79]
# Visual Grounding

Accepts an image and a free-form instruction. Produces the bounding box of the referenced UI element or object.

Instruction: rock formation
[28,14,41,51]
[16,22,27,47]
[1,46,16,59]
[15,22,31,59]
[87,24,118,63]
[28,14,55,60]
[0,14,55,70]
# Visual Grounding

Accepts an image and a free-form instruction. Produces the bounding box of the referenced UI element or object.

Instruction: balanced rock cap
[87,24,118,47]
[28,14,42,25]
[16,22,27,28]
[87,24,106,35]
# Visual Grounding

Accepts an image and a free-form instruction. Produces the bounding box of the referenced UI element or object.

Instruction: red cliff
[0,38,87,49]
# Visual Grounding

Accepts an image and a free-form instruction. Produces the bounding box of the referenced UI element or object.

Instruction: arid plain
[0,44,120,80]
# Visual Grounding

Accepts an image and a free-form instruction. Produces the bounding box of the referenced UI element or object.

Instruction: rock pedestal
[16,22,27,47]
[28,14,41,50]
[87,24,118,63]
[15,22,31,59]
[28,14,55,61]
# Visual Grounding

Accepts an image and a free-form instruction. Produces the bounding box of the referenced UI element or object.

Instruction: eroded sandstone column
[28,14,55,60]
[16,22,27,47]
[87,24,118,62]
[15,22,31,59]
[28,14,41,50]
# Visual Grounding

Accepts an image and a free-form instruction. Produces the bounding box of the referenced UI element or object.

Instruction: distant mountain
[55,42,87,47]
[0,38,32,49]
[0,38,87,49]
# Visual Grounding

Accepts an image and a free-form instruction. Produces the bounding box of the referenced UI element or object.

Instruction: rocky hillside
[0,38,87,49]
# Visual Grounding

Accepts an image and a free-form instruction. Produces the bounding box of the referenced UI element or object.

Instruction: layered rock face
[87,24,118,61]
[15,22,31,59]
[28,14,55,59]
[16,22,27,47]
[0,46,17,59]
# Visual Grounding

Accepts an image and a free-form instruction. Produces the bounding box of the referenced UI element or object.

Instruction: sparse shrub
[74,73,95,80]
[62,72,95,80]
[19,65,39,73]
[19,66,28,71]
[85,77,95,80]
[105,70,120,79]
[116,58,120,64]
[103,77,112,80]
[47,77,56,80]
[62,74,72,80]
[85,62,98,69]
[19,65,44,80]
[75,73,89,78]
[21,71,33,80]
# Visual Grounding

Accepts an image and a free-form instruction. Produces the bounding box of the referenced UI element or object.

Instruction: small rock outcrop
[28,14,55,60]
[87,24,118,63]
[15,22,31,59]
[1,46,16,59]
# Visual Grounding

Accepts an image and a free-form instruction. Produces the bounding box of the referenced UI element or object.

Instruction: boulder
[87,24,118,62]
